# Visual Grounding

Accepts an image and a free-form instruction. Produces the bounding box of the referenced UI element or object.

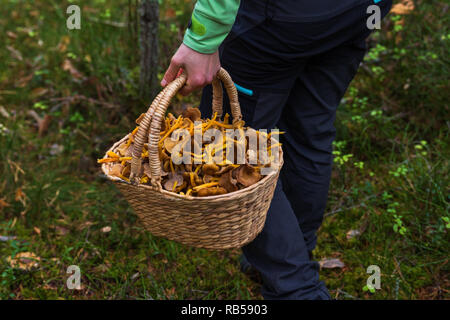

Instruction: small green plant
[33,102,48,110]
[363,284,376,294]
[382,191,393,201]
[353,96,369,111]
[354,161,364,170]
[389,164,408,177]
[441,217,450,229]
[101,8,111,19]
[333,151,353,166]
[350,115,367,124]
[414,140,428,156]
[59,127,71,135]
[370,66,385,79]
[393,214,407,236]
[0,268,17,299]
[69,111,85,123]
[332,141,354,166]
[0,123,8,136]
[392,47,407,60]
[391,15,403,33]
[370,110,383,119]
[67,52,77,59]
[365,44,387,62]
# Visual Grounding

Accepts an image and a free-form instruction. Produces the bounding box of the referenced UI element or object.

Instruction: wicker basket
[101,68,283,250]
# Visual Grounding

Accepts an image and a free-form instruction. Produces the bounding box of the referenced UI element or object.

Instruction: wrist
[183,32,219,54]
[181,41,215,55]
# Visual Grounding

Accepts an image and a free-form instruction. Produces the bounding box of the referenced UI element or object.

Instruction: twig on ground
[86,16,128,28]
[0,235,17,242]
[325,194,379,217]
[336,289,360,300]
[49,95,120,109]
[27,110,52,137]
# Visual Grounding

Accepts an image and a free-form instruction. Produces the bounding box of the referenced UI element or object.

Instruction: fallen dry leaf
[62,59,83,79]
[165,287,176,298]
[27,110,52,137]
[131,272,140,280]
[15,187,27,206]
[0,106,10,118]
[49,144,64,156]
[7,252,41,271]
[17,26,34,34]
[78,221,96,230]
[346,229,361,240]
[319,258,345,269]
[101,226,111,233]
[164,7,176,18]
[0,198,10,210]
[82,6,99,14]
[55,226,69,236]
[6,31,17,40]
[57,35,70,53]
[41,283,58,291]
[6,45,23,61]
[31,87,49,99]
[38,115,52,137]
[8,159,25,183]
[391,0,415,15]
[15,74,33,88]
[94,264,110,273]
[33,227,41,235]
[11,217,17,228]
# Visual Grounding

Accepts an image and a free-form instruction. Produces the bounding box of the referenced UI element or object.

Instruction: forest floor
[0,0,448,299]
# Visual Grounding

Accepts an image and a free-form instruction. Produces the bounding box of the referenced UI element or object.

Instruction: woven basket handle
[147,68,242,189]
[129,85,171,184]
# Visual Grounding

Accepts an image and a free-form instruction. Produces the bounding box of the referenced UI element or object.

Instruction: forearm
[183,0,241,54]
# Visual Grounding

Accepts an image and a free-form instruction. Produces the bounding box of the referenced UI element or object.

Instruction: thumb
[161,59,181,87]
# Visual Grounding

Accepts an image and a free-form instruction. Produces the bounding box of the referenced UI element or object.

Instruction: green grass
[0,0,448,300]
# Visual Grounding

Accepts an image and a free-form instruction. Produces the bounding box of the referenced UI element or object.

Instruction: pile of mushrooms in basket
[98,107,283,197]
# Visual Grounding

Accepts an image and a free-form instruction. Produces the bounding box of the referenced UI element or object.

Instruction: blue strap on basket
[234,83,253,96]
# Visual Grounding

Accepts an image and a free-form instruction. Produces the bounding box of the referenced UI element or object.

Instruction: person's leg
[277,0,393,253]
[244,180,331,299]
[277,38,368,253]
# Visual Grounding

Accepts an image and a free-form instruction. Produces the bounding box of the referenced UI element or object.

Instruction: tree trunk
[139,0,159,101]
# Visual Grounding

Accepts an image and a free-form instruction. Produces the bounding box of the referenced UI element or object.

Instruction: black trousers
[200,0,392,299]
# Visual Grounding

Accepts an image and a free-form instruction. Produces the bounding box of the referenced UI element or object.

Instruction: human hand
[161,43,220,96]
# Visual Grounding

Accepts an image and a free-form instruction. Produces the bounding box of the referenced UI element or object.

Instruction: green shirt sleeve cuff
[183,1,239,54]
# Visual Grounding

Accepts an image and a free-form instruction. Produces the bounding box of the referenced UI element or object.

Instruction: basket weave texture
[101,68,283,250]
